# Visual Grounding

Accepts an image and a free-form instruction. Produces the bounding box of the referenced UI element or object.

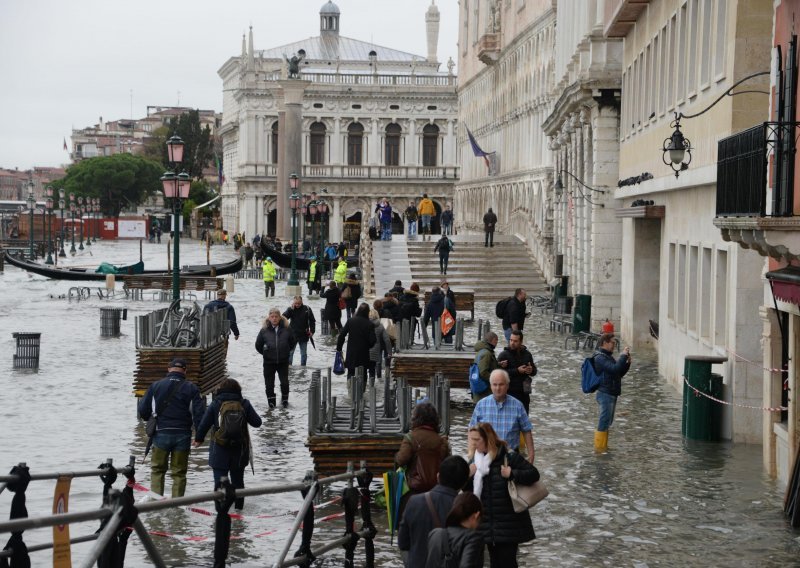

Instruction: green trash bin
[573,294,591,334]
[682,355,727,441]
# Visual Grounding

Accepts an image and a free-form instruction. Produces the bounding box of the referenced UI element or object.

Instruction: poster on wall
[118,220,146,239]
[104,221,115,231]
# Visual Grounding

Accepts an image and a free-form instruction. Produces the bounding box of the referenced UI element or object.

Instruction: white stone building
[217,1,459,244]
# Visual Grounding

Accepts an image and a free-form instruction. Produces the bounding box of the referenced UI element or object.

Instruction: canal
[1,239,798,566]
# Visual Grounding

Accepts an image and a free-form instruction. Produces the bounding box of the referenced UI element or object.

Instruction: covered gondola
[3,252,242,281]
[260,243,358,270]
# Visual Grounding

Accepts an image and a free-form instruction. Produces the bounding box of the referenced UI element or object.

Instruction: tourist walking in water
[255,308,296,408]
[203,289,240,341]
[472,331,500,403]
[262,256,277,298]
[422,286,446,343]
[497,330,537,414]
[283,296,316,367]
[466,421,539,567]
[307,256,322,295]
[192,378,262,510]
[500,288,528,343]
[425,492,485,568]
[321,280,343,335]
[368,309,393,379]
[398,456,470,568]
[335,302,376,387]
[342,271,362,320]
[593,333,631,452]
[483,207,497,247]
[138,358,204,497]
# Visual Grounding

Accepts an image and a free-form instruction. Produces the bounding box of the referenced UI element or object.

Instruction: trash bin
[555,275,569,298]
[573,294,591,334]
[100,307,127,337]
[555,295,573,315]
[13,332,41,369]
[682,355,727,441]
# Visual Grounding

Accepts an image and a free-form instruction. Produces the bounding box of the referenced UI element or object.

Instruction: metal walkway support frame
[0,457,374,568]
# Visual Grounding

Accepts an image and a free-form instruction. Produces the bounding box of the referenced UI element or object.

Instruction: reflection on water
[1,239,799,566]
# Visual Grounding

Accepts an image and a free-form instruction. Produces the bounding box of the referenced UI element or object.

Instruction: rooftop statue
[284,51,306,79]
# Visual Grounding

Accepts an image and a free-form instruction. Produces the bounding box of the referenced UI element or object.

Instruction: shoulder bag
[504,455,549,512]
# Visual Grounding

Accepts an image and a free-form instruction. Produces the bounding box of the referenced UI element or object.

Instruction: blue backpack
[469,350,491,395]
[581,356,603,394]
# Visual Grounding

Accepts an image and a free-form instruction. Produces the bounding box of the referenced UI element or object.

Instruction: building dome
[320,1,340,15]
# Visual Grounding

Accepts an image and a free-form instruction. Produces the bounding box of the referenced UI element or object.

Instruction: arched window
[385,123,401,166]
[310,122,326,165]
[271,121,279,164]
[347,122,364,166]
[422,124,439,167]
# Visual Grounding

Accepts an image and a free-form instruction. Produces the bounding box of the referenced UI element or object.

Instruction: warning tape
[723,347,787,381]
[683,376,787,412]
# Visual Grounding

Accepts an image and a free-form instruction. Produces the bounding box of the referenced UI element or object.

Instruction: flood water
[1,238,799,567]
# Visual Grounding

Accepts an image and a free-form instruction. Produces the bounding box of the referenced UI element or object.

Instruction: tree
[50,153,163,217]
[167,110,214,179]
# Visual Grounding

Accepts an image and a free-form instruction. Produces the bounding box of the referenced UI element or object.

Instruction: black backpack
[212,400,246,447]
[495,296,513,319]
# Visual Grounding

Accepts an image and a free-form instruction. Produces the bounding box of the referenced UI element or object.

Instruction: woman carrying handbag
[466,422,539,567]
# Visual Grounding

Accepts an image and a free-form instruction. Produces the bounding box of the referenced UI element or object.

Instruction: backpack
[212,400,247,447]
[468,350,490,395]
[447,238,454,251]
[581,356,603,394]
[495,296,513,319]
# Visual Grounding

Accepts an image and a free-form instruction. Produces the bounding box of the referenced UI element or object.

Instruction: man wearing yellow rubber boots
[593,334,631,452]
[138,359,204,496]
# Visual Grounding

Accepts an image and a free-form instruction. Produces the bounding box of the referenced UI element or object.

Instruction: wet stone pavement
[1,239,799,566]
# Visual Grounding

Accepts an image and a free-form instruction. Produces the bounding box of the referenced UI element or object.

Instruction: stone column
[276,111,287,239]
[407,119,418,166]
[331,197,342,242]
[370,118,379,166]
[445,119,455,167]
[332,118,342,164]
[277,80,310,244]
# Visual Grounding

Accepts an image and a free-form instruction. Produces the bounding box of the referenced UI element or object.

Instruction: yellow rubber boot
[594,431,608,453]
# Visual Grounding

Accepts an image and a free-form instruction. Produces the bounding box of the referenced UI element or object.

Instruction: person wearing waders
[593,333,631,452]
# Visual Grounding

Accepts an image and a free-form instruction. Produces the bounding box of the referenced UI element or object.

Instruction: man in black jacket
[483,207,498,247]
[398,455,469,568]
[255,308,297,408]
[501,288,528,343]
[282,296,316,366]
[336,303,376,385]
[498,330,537,413]
[203,289,240,341]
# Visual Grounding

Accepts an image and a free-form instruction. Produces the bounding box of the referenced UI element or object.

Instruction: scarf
[472,451,491,501]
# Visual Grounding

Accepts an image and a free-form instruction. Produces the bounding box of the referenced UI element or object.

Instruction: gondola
[3,251,242,281]
[260,243,358,271]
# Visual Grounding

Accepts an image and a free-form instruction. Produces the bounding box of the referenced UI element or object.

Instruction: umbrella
[309,333,316,350]
[142,436,154,464]
[383,467,409,545]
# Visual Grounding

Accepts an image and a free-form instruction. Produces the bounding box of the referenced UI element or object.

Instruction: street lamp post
[69,194,76,254]
[288,173,301,288]
[26,182,35,259]
[45,187,54,265]
[160,135,189,304]
[77,197,85,251]
[58,189,66,257]
[93,198,100,242]
[317,200,328,262]
[85,199,92,247]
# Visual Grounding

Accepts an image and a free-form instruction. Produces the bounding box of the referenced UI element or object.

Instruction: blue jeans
[596,391,618,431]
[442,223,452,235]
[420,215,431,234]
[503,328,513,343]
[289,340,309,366]
[407,220,417,237]
[381,221,392,240]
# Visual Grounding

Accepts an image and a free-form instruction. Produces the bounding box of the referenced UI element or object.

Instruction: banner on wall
[117,219,146,239]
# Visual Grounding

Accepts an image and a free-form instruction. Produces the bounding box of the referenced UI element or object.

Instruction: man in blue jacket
[203,289,240,341]
[593,333,631,452]
[138,358,204,497]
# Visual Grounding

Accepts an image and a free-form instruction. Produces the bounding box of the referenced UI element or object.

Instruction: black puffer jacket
[399,291,422,320]
[467,446,538,545]
[321,286,341,320]
[254,320,296,365]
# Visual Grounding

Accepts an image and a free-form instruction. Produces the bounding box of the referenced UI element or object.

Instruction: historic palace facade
[217,1,458,244]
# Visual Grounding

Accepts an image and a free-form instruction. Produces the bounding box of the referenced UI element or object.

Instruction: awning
[766,266,800,306]
[193,195,220,210]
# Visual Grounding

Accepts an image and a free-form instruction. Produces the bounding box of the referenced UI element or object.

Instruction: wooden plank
[392,351,472,388]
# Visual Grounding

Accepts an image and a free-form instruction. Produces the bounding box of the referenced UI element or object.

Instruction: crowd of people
[136,224,634,567]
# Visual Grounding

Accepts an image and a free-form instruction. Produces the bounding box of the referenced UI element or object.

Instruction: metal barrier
[134,301,228,350]
[0,458,375,568]
[12,332,41,370]
[100,307,127,337]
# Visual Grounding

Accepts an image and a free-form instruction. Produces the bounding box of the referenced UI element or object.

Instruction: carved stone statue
[284,51,306,79]
[447,57,455,76]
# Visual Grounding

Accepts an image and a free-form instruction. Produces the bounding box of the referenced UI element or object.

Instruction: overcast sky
[0,0,458,170]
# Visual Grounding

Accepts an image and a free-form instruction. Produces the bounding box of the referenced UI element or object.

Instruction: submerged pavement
[0,238,798,566]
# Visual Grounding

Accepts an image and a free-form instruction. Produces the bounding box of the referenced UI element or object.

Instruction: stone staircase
[371,234,548,301]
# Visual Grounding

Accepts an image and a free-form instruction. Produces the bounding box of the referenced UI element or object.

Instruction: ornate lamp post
[77,196,85,251]
[85,198,92,247]
[44,187,54,265]
[26,182,35,259]
[58,189,66,257]
[93,198,100,242]
[160,135,189,303]
[287,173,301,287]
[69,194,76,254]
[308,200,318,256]
[317,200,328,260]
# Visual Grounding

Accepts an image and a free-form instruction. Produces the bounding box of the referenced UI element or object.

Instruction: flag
[63,138,68,151]
[215,154,225,186]
[465,125,496,173]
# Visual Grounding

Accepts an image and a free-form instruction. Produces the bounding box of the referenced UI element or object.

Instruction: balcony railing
[716,122,800,217]
[236,164,458,180]
[255,71,456,88]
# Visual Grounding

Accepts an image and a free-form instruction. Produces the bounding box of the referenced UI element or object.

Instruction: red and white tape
[683,375,787,412]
